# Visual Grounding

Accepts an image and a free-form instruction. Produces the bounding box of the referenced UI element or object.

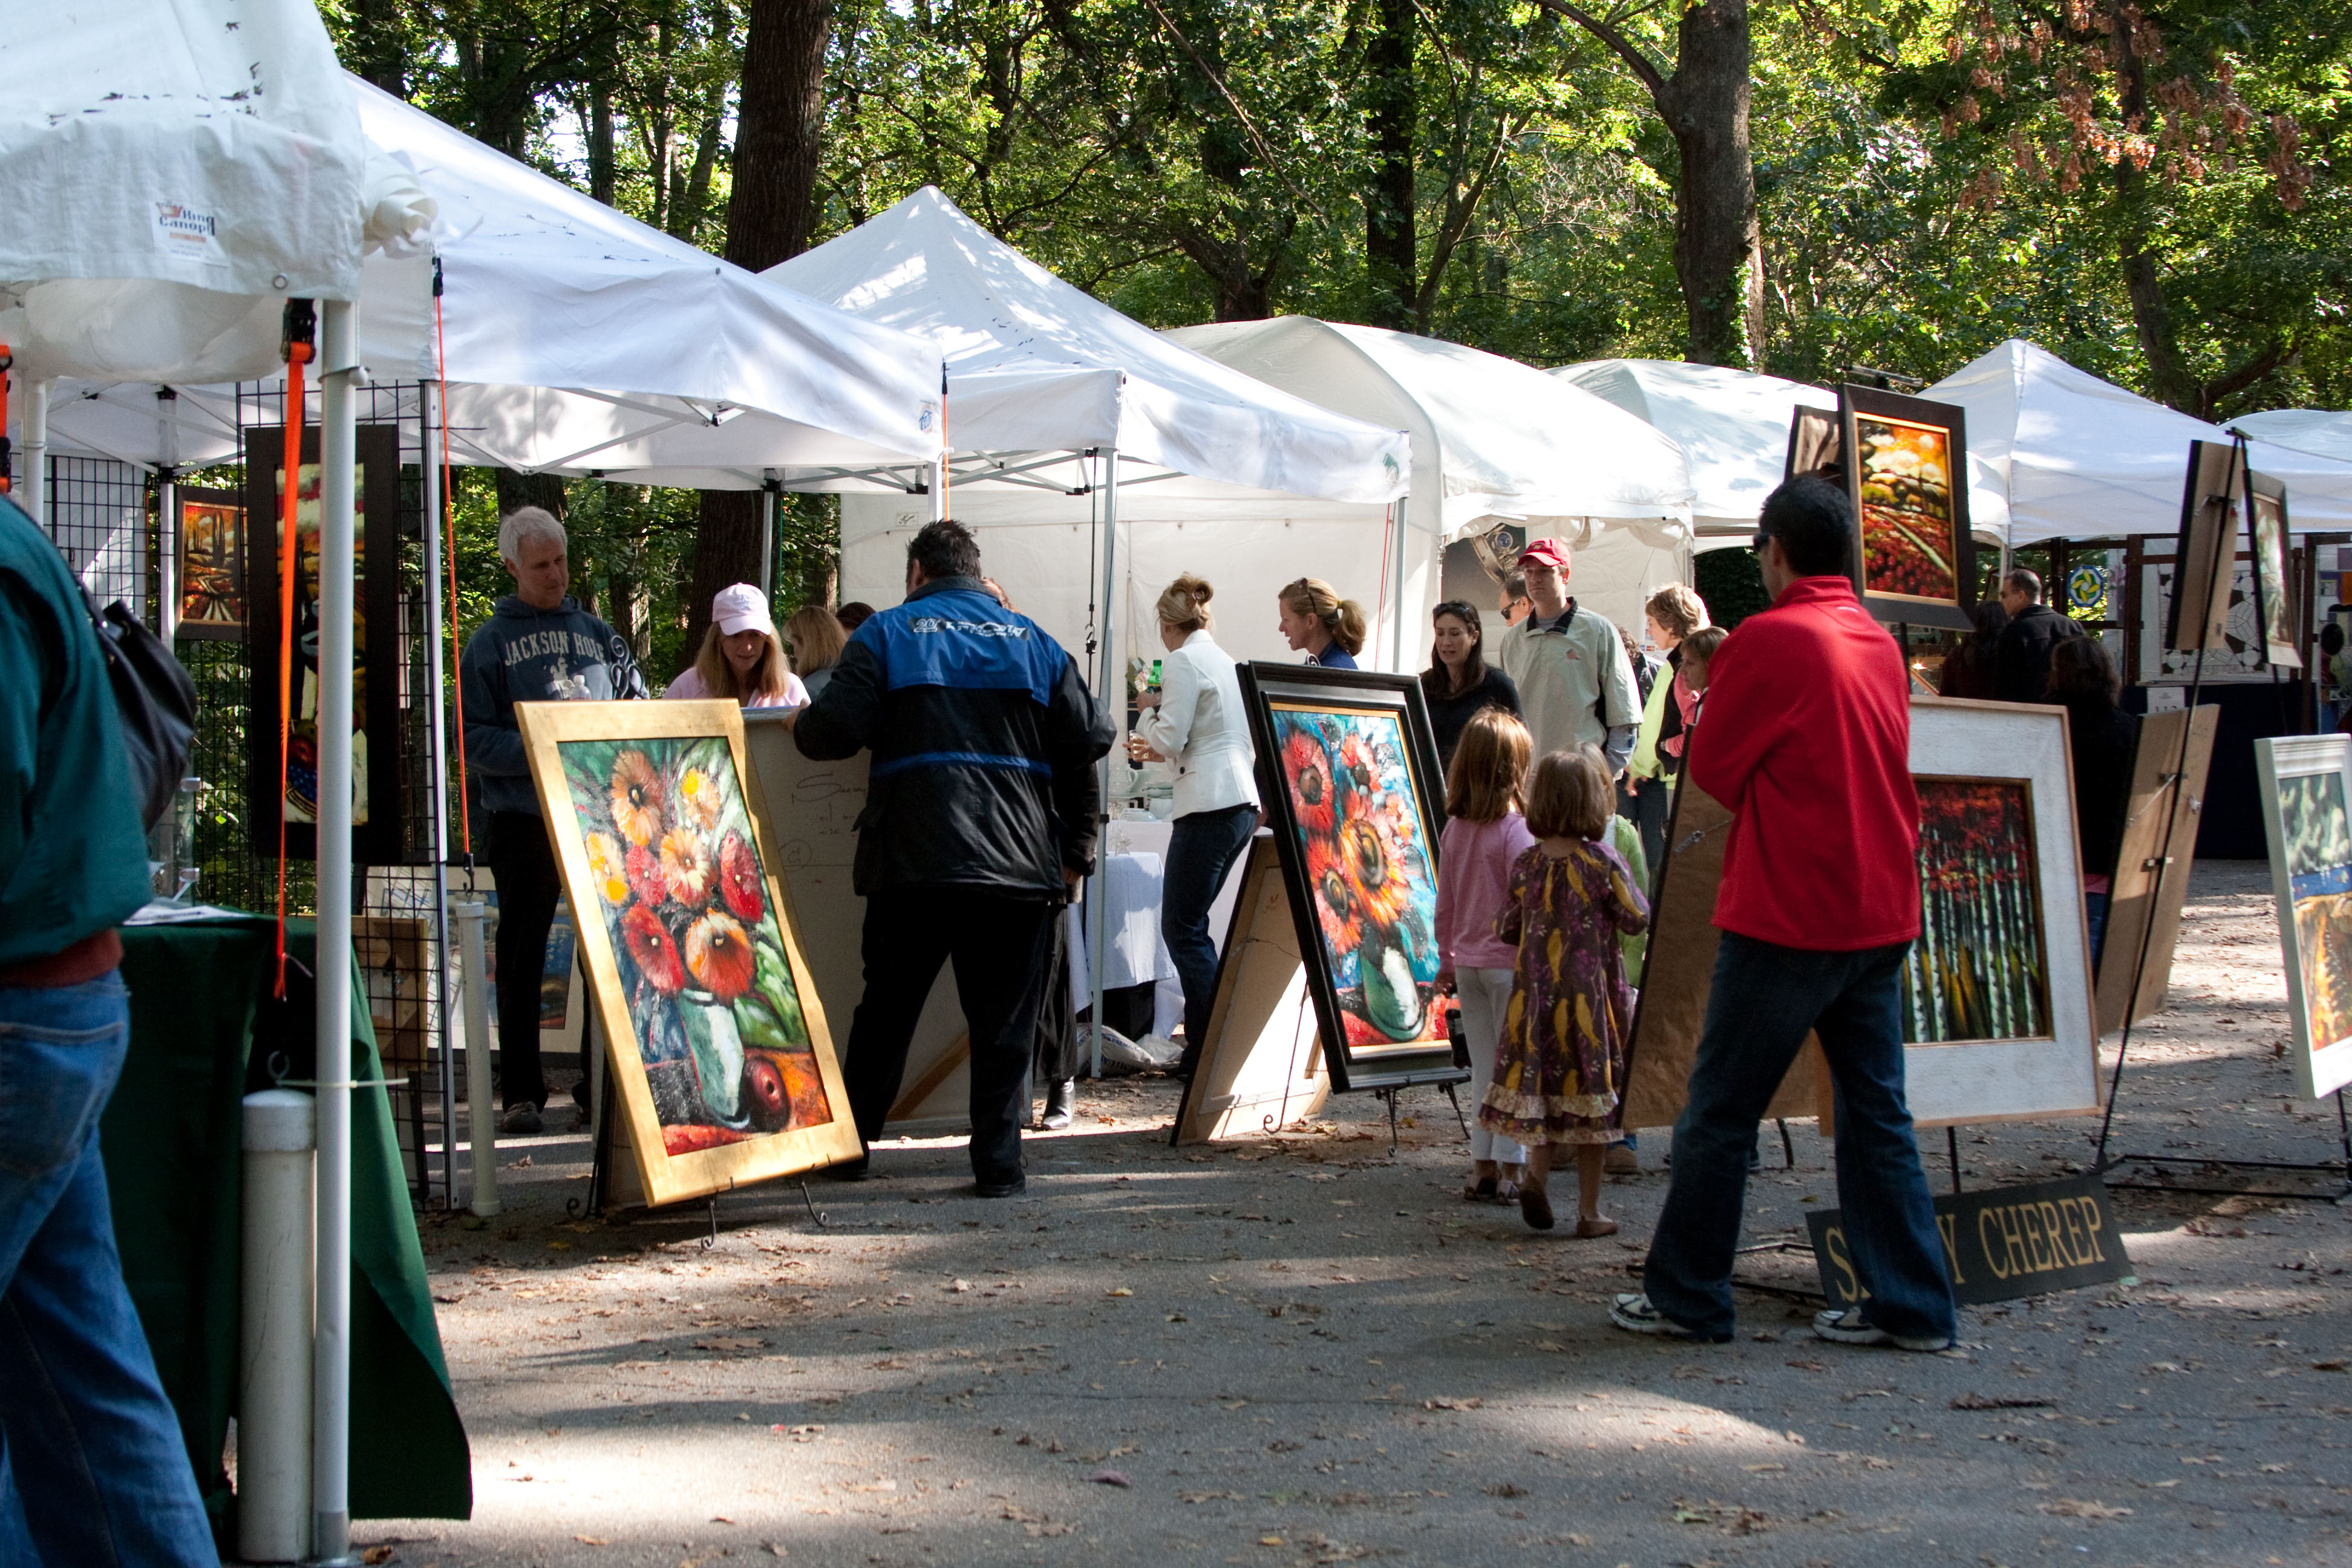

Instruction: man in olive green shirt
[1494,537,1642,771]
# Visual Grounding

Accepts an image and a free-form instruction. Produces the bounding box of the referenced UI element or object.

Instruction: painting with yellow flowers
[517,699,861,1204]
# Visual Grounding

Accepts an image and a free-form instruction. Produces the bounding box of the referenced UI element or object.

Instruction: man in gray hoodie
[459,506,647,1133]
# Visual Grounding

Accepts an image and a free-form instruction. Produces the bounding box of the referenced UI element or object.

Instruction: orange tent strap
[435,292,470,857]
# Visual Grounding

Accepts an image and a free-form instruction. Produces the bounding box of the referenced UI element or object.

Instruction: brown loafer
[1519,1184,1555,1231]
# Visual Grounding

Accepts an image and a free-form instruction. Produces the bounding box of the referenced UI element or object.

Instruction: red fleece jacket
[1687,576,1921,950]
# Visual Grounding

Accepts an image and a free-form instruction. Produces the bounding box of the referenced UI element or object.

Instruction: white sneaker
[1812,1307,1952,1353]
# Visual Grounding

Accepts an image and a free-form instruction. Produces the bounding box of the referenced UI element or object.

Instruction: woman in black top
[1940,598,2007,699]
[1421,600,1521,768]
[2048,636,2137,965]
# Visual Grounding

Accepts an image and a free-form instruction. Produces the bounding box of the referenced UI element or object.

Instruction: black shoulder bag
[84,593,198,832]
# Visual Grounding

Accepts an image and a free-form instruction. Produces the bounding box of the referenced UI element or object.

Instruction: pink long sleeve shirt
[1436,811,1539,972]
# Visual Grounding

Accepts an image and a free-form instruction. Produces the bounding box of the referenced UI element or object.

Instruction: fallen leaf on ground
[2039,1499,2131,1519]
[1086,1469,1132,1487]
[573,1538,610,1548]
[1483,1482,1528,1498]
[1951,1393,2053,1410]
[1425,1396,1483,1411]
[361,1550,396,1566]
[1106,1287,1134,1298]
[1181,1491,1243,1503]
[694,1337,766,1351]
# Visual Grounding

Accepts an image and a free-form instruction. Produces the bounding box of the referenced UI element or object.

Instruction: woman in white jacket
[1129,574,1261,1080]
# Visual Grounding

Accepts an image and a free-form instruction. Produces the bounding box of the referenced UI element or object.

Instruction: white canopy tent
[2232,409,2352,468]
[1165,318,1695,652]
[1551,358,1834,549]
[0,2,378,1560]
[765,189,1413,673]
[1927,338,2352,545]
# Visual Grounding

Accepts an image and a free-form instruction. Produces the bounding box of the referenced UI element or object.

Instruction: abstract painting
[1904,779,2051,1043]
[2256,737,2352,1099]
[173,487,245,640]
[520,699,861,1204]
[1240,664,1466,1094]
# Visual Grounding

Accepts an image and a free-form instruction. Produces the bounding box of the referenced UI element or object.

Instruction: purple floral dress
[1478,838,1649,1147]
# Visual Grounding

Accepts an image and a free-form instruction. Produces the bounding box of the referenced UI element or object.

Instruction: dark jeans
[1033,908,1077,1086]
[1644,932,1956,1343]
[2085,890,2111,970]
[488,810,560,1111]
[1161,806,1258,1075]
[0,975,218,1566]
[1627,772,1673,898]
[845,889,1057,1183]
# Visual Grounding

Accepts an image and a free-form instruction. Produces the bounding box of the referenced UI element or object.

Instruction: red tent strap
[435,289,471,858]
[273,339,312,998]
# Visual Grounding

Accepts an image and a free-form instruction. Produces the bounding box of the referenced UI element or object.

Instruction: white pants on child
[1456,966,1527,1166]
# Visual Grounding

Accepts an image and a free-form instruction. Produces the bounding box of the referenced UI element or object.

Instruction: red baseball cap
[1517,538,1572,573]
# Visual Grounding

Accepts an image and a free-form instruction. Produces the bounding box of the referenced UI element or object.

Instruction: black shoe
[974,1173,1027,1199]
[497,1102,543,1136]
[571,1077,593,1110]
[1039,1078,1076,1131]
[824,1155,872,1182]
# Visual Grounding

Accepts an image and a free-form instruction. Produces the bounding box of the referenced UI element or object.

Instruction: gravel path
[353,861,2352,1568]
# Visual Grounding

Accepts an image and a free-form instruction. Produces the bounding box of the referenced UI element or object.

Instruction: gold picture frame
[516,697,861,1205]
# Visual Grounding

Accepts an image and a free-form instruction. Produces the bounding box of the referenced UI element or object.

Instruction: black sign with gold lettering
[1806,1174,2134,1309]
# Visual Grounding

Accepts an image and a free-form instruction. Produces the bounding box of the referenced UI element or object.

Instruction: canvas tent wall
[1927,338,2352,546]
[1165,318,1696,656]
[1552,358,1835,552]
[765,189,1412,672]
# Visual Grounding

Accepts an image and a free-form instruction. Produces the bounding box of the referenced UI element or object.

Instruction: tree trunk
[1658,0,1762,368]
[587,82,618,207]
[1363,0,1417,331]
[350,0,406,94]
[2106,1,2201,414]
[1172,218,1293,320]
[687,0,835,656]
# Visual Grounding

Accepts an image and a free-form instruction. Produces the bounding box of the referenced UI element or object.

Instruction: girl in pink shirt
[1435,708,1537,1202]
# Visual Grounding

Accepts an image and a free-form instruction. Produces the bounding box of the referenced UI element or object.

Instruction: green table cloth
[113,914,472,1538]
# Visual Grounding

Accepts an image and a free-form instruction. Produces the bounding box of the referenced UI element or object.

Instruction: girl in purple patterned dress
[1481,746,1649,1235]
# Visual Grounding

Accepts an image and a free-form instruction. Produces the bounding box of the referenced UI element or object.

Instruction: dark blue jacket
[793,576,1112,897]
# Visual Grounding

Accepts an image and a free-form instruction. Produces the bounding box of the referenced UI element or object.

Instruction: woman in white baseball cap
[664,583,809,708]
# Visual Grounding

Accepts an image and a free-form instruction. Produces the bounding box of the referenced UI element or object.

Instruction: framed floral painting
[516,699,861,1205]
[1237,664,1466,1094]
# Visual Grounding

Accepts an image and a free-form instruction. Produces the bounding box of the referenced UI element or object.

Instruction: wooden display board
[739,713,975,1133]
[1170,837,1333,1145]
[2094,704,2218,1035]
[1621,782,1822,1131]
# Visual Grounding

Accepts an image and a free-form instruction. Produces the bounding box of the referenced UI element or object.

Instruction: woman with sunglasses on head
[1420,599,1521,770]
[1276,577,1367,669]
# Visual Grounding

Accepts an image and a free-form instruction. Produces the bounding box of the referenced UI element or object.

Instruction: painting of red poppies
[1855,413,1958,606]
[521,702,861,1204]
[1269,702,1443,1055]
[1903,777,2051,1043]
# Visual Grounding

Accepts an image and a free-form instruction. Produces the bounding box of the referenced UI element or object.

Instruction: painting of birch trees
[1903,779,2052,1044]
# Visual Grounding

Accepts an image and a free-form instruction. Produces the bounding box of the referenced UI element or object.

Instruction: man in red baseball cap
[1493,537,1642,768]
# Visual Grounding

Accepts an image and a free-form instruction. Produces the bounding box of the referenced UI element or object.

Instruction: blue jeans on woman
[1642,933,1956,1345]
[1162,805,1259,1077]
[0,973,218,1567]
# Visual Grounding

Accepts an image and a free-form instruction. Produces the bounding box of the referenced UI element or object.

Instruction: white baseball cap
[713,583,775,638]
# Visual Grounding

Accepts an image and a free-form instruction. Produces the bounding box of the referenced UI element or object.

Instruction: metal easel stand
[2102,1089,2352,1203]
[1373,1080,1472,1157]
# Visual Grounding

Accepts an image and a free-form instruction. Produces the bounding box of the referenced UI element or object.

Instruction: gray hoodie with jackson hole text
[459,595,648,815]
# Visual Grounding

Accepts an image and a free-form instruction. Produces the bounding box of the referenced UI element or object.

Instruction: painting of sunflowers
[1244,665,1462,1093]
[521,701,861,1204]
[1901,778,2053,1044]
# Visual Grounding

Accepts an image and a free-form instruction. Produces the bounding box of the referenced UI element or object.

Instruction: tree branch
[1136,0,1312,203]
[1527,0,1669,102]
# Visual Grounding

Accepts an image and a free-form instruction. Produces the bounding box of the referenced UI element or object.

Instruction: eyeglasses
[1751,531,1772,552]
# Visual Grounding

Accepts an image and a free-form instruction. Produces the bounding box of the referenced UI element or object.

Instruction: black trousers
[1032,907,1077,1086]
[845,888,1056,1182]
[487,810,560,1111]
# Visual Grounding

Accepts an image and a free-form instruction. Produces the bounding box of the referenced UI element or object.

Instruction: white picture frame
[2255,735,2352,1100]
[1901,697,2102,1126]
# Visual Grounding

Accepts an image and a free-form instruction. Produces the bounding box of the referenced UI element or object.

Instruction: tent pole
[157,387,182,640]
[759,481,778,604]
[21,379,50,531]
[310,296,358,1568]
[1089,447,1120,1080]
[1390,495,1410,672]
[419,379,458,1211]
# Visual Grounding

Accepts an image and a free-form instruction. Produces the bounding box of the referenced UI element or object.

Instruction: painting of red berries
[1855,413,1958,607]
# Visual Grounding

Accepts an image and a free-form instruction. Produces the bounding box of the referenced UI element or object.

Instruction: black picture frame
[2247,468,2301,670]
[1235,662,1466,1094]
[2167,440,2247,656]
[1838,385,1975,632]
[172,485,247,641]
[1783,405,1840,483]
[245,422,405,864]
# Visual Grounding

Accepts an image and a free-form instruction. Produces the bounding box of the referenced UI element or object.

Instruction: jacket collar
[1521,596,1581,634]
[1182,629,1217,650]
[1768,576,1864,613]
[907,574,988,604]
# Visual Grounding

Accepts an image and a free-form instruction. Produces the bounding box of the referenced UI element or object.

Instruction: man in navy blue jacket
[790,520,1111,1196]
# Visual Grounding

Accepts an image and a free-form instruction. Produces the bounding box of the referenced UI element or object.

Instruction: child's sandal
[1462,1176,1498,1202]
[1575,1215,1618,1239]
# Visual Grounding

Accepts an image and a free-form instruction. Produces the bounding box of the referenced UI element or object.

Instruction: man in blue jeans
[1612,477,1956,1351]
[0,493,218,1563]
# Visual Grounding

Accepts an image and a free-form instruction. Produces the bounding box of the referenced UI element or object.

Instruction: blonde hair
[1524,748,1613,840]
[1645,583,1708,641]
[784,604,848,676]
[1444,708,1531,823]
[690,621,792,703]
[1155,573,1215,633]
[1281,577,1368,656]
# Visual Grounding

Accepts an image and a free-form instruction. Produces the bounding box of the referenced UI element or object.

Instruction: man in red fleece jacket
[1612,476,1956,1351]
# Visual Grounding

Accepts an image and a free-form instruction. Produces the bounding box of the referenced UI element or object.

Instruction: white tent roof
[0,0,368,384]
[38,74,946,482]
[1550,358,1832,538]
[768,188,1409,504]
[2232,409,2352,465]
[1927,338,2352,543]
[1165,318,1693,543]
